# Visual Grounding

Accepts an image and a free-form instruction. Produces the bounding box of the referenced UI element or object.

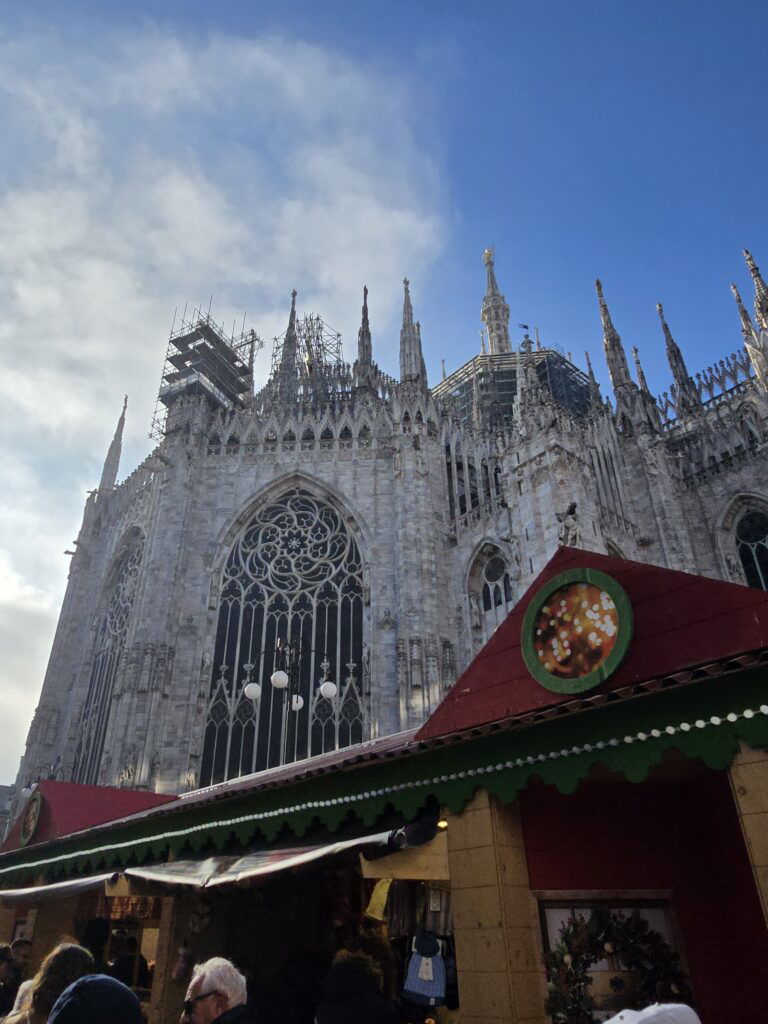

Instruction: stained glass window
[736,509,768,590]
[72,534,145,785]
[200,489,367,786]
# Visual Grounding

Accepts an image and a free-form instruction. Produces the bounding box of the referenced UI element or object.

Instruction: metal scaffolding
[432,348,592,428]
[150,306,263,440]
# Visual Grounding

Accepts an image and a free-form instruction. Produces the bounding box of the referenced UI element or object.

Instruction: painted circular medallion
[521,568,633,693]
[19,789,43,847]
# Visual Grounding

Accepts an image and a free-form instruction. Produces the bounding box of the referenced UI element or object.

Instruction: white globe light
[270,669,289,689]
[319,680,337,700]
[291,694,304,712]
[20,787,32,801]
[244,681,262,701]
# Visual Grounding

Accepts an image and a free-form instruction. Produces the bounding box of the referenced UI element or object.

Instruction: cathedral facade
[16,248,768,796]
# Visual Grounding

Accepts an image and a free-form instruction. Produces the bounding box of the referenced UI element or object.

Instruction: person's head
[10,939,32,972]
[0,945,15,983]
[48,974,141,1024]
[27,942,94,1021]
[183,958,247,1024]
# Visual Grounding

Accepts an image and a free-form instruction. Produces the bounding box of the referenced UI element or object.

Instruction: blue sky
[0,1,766,780]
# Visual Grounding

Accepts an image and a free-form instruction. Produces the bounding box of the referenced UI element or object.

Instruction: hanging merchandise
[402,932,446,1008]
[365,878,393,922]
[423,885,452,936]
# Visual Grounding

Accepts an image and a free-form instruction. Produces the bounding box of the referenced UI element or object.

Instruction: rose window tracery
[200,489,367,786]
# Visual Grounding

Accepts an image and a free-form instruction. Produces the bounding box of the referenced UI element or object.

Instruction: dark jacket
[214,1004,259,1024]
[315,957,396,1024]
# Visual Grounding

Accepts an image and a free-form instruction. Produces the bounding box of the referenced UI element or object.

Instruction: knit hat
[48,974,141,1024]
[606,1006,701,1024]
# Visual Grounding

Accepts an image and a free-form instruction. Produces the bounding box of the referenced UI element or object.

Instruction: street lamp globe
[319,680,337,700]
[244,681,262,701]
[20,787,32,801]
[291,694,304,712]
[270,669,289,689]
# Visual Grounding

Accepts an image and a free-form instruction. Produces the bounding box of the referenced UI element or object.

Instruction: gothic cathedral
[17,248,768,795]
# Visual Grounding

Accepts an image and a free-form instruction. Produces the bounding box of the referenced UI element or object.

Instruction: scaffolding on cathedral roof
[150,305,263,440]
[254,311,356,409]
[433,347,592,427]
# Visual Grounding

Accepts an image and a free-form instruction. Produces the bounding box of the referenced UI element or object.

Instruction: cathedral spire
[399,278,427,383]
[656,304,689,387]
[631,346,650,393]
[278,289,299,383]
[657,303,698,413]
[357,285,372,365]
[99,395,127,491]
[595,279,631,389]
[585,349,602,408]
[732,281,768,384]
[480,249,512,354]
[731,281,756,340]
[745,249,768,329]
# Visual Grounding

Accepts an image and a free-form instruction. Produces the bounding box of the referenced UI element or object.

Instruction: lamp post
[270,638,304,765]
[19,756,72,801]
[241,639,306,766]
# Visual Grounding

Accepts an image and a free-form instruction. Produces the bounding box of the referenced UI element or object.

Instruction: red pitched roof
[417,546,768,741]
[1,780,176,852]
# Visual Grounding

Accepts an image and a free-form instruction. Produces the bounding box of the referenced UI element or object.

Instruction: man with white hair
[182,957,256,1024]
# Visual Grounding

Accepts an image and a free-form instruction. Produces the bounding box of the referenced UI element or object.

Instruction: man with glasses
[182,957,255,1024]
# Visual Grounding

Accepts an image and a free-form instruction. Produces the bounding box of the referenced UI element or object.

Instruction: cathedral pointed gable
[416,546,768,741]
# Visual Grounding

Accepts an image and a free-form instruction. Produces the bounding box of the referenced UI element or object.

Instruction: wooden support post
[729,740,768,929]
[446,789,548,1024]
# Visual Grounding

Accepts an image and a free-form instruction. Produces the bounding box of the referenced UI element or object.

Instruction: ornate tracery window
[72,534,145,785]
[468,545,515,645]
[200,489,367,786]
[736,509,768,589]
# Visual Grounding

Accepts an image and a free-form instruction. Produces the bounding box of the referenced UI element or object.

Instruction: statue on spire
[99,396,127,492]
[481,249,512,354]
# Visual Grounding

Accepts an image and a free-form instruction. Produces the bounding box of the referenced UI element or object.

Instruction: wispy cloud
[0,26,446,781]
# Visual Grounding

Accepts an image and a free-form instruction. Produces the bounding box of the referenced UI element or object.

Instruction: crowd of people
[0,931,704,1024]
[0,932,414,1024]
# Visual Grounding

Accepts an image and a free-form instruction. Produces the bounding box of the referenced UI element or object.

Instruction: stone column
[728,741,768,927]
[446,789,548,1024]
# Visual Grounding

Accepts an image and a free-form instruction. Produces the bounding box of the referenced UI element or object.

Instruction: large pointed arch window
[200,489,367,786]
[736,509,768,589]
[72,533,145,785]
[468,545,515,644]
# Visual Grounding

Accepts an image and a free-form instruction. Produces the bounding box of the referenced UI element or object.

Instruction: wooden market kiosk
[2,547,768,1023]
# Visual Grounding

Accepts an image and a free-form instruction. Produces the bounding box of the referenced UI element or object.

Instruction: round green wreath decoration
[522,569,633,694]
[545,907,693,1023]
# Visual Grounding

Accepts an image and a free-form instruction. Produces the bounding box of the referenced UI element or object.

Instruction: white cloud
[0,26,446,782]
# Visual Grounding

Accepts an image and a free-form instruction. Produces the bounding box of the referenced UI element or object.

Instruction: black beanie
[48,974,141,1024]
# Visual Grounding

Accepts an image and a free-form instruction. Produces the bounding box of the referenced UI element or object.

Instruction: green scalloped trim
[521,568,634,694]
[2,669,768,885]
